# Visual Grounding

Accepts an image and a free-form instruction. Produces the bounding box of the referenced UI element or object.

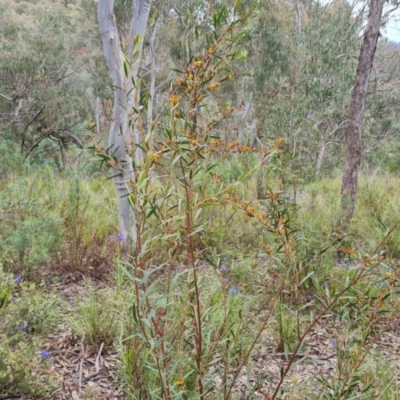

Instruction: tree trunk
[295,0,301,35]
[337,0,384,232]
[98,0,152,242]
[315,141,326,177]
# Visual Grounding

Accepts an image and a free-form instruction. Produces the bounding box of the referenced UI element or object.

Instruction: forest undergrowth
[2,163,400,399]
[1,2,400,399]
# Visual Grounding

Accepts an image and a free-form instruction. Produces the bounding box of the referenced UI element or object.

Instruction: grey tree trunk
[315,142,326,177]
[98,0,152,242]
[295,0,301,35]
[337,0,384,232]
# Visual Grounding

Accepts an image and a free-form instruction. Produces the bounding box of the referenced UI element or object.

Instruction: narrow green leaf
[124,61,128,77]
[132,303,138,324]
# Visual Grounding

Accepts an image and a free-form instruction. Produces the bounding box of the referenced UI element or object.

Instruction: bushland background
[1,0,400,399]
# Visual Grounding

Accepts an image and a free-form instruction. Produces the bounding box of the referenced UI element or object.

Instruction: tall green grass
[297,175,400,256]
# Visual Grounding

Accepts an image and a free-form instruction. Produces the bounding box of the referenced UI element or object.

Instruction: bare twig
[95,342,104,373]
[82,371,111,383]
[0,92,13,101]
[78,333,86,390]
[23,131,53,160]
[23,106,44,133]
[0,86,29,102]
[67,132,85,149]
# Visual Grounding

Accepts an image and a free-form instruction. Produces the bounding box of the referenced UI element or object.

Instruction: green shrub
[0,174,62,274]
[0,214,61,273]
[1,281,61,336]
[0,339,57,398]
[0,268,14,313]
[0,267,60,397]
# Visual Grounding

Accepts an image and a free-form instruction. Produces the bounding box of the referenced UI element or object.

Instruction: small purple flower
[117,234,126,242]
[285,199,291,205]
[11,296,17,302]
[15,275,22,283]
[331,339,337,348]
[335,315,340,323]
[229,287,240,295]
[307,294,312,300]
[43,159,49,164]
[220,264,231,272]
[307,204,313,210]
[41,350,51,359]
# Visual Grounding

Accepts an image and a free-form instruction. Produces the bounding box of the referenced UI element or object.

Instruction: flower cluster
[227,140,240,150]
[258,242,273,256]
[209,82,220,90]
[152,153,162,163]
[208,44,217,55]
[205,139,255,156]
[41,350,51,359]
[176,377,185,392]
[168,95,180,106]
[168,36,236,133]
[383,262,400,285]
[229,287,240,295]
[221,188,299,259]
[220,263,231,272]
[342,247,356,256]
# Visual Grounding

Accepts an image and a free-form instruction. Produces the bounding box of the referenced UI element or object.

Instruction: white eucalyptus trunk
[315,142,326,176]
[98,0,152,242]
